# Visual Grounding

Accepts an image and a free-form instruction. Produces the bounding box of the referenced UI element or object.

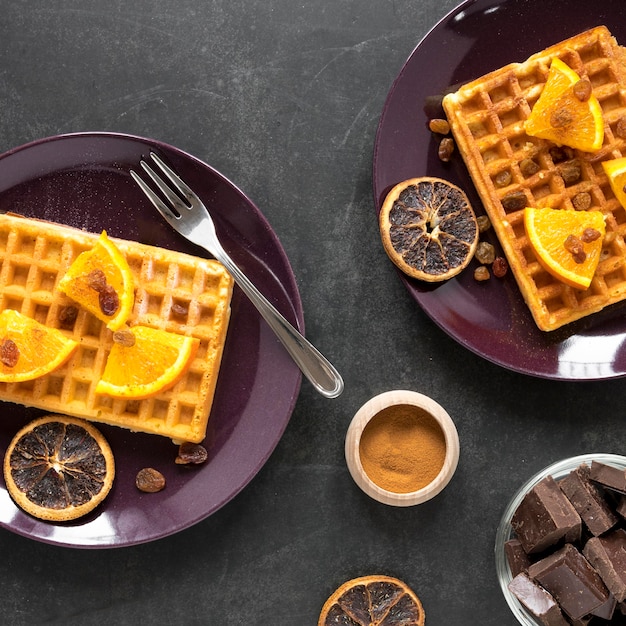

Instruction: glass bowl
[495,453,626,625]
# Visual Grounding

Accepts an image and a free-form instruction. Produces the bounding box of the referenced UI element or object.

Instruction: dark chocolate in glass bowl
[495,453,626,625]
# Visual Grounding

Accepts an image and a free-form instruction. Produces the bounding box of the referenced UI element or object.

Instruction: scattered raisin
[564,235,586,264]
[99,285,119,316]
[438,137,455,162]
[557,159,581,185]
[473,266,490,281]
[494,170,512,188]
[501,190,527,211]
[87,269,107,293]
[520,158,540,178]
[175,442,208,465]
[112,330,135,347]
[616,116,626,139]
[58,305,78,328]
[429,118,450,134]
[581,228,601,243]
[573,78,592,102]
[572,192,592,211]
[492,256,509,278]
[136,468,166,493]
[550,107,574,129]
[0,338,19,368]
[475,241,496,265]
[171,302,188,318]
[477,215,492,233]
[549,146,574,163]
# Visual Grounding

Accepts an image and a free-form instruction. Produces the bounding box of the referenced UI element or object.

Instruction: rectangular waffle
[442,26,626,331]
[0,213,233,443]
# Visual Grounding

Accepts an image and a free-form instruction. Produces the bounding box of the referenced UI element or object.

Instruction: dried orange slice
[4,415,115,521]
[525,57,604,152]
[602,156,626,210]
[0,309,78,383]
[318,575,425,626]
[379,177,479,282]
[95,326,199,399]
[57,231,134,331]
[524,206,605,289]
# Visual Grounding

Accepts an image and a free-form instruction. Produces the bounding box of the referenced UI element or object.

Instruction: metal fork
[131,152,344,399]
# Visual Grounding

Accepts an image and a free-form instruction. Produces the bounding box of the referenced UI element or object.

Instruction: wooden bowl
[344,390,460,506]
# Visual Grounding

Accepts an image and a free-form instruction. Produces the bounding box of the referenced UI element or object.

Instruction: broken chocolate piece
[508,573,569,626]
[590,461,626,494]
[583,528,626,602]
[505,538,532,577]
[528,543,610,620]
[591,593,617,620]
[559,464,618,536]
[511,475,582,554]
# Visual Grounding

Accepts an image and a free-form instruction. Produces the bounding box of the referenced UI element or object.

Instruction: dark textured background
[0,1,623,624]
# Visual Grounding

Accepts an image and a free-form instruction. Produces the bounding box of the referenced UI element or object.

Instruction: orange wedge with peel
[58,231,135,331]
[602,156,626,211]
[0,309,78,382]
[524,206,605,289]
[96,325,199,399]
[525,57,604,152]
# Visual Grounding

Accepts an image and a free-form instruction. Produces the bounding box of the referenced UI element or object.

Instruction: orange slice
[4,415,115,521]
[524,206,606,289]
[57,231,134,331]
[524,57,604,152]
[95,326,199,399]
[0,309,78,383]
[602,156,626,210]
[318,575,425,626]
[379,177,479,282]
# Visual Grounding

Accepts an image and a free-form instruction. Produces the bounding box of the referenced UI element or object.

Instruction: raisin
[520,158,540,178]
[477,215,492,233]
[501,191,527,211]
[581,228,601,243]
[429,118,450,134]
[99,285,119,316]
[616,116,626,139]
[573,78,592,102]
[492,256,509,278]
[87,269,107,293]
[58,305,78,328]
[549,146,574,163]
[136,468,166,493]
[112,330,135,347]
[557,159,581,185]
[438,137,455,162]
[475,241,496,264]
[175,442,208,465]
[551,107,574,128]
[494,170,512,187]
[171,302,188,318]
[473,266,490,281]
[572,192,591,211]
[564,235,586,263]
[0,338,19,367]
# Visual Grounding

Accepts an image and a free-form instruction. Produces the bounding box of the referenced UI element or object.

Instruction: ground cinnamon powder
[358,404,447,494]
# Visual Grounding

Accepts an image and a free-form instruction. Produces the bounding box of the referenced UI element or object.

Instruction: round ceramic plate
[0,132,303,547]
[373,0,626,380]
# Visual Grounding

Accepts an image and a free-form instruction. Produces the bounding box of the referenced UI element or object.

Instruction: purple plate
[0,132,303,547]
[373,0,626,380]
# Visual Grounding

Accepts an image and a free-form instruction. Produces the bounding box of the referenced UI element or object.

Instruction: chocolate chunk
[591,593,617,620]
[559,464,618,536]
[511,475,582,554]
[590,461,626,494]
[505,538,532,577]
[508,573,569,626]
[528,543,610,620]
[583,528,626,602]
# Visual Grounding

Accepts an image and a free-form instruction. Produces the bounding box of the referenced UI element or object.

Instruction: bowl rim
[495,452,626,625]
[344,389,460,507]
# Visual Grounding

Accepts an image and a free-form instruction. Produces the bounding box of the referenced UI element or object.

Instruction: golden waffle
[0,213,233,443]
[442,26,626,331]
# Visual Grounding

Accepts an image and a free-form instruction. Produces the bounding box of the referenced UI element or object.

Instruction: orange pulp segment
[525,57,604,152]
[602,156,626,211]
[524,207,606,289]
[0,309,78,382]
[57,231,135,331]
[95,326,199,399]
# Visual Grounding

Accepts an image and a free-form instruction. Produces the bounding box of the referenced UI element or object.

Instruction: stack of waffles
[0,213,233,443]
[443,26,626,331]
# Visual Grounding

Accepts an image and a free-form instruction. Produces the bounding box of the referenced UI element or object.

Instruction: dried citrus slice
[525,57,604,152]
[318,575,425,626]
[4,415,115,521]
[602,156,626,210]
[95,326,199,399]
[0,309,78,383]
[57,231,134,331]
[379,177,479,282]
[524,206,606,290]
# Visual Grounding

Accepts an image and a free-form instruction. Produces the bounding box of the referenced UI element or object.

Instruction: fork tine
[137,159,192,218]
[130,169,181,223]
[148,152,198,206]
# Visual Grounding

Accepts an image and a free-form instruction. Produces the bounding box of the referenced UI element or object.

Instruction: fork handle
[216,252,344,398]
